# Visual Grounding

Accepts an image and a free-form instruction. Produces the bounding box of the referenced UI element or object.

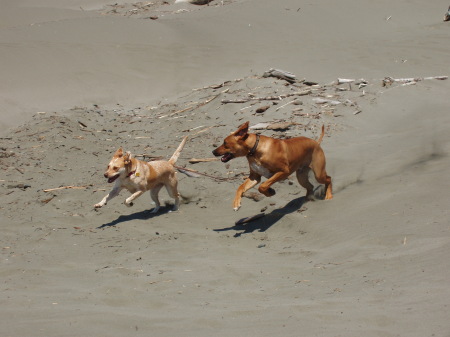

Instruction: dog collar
[127,170,137,178]
[247,134,260,157]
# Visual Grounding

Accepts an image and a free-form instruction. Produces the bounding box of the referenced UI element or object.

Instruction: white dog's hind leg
[149,185,163,213]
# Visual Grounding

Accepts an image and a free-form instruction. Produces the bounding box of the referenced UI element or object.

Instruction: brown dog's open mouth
[221,153,234,163]
[107,174,119,183]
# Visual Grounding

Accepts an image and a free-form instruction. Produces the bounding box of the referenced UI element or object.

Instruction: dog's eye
[223,141,227,147]
[113,166,118,170]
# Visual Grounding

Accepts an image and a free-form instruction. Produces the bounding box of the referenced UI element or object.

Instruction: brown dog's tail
[169,136,188,165]
[317,125,325,144]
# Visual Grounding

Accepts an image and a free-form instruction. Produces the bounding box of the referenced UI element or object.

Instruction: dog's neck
[247,134,260,157]
[126,157,138,177]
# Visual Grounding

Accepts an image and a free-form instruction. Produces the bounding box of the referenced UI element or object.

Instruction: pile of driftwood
[101,2,157,16]
[99,0,235,18]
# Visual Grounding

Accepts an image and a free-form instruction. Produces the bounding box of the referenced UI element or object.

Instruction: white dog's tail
[317,125,325,145]
[169,136,188,165]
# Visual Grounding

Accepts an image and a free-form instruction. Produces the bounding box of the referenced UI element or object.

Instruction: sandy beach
[1,1,450,336]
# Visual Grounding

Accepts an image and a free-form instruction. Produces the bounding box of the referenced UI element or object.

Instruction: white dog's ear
[113,147,123,158]
[124,151,132,165]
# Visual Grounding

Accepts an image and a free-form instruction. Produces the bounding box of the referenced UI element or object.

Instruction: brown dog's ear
[234,121,249,139]
[113,147,123,158]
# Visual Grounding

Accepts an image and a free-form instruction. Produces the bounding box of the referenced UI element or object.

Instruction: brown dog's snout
[212,145,225,157]
[104,172,108,178]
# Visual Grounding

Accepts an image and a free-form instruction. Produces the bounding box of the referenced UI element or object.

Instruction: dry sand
[1,1,450,336]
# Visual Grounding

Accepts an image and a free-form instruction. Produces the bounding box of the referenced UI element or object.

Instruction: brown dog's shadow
[97,205,174,229]
[214,196,307,237]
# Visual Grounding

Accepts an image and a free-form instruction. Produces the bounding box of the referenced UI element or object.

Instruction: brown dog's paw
[258,186,276,197]
[305,194,315,202]
[267,188,276,196]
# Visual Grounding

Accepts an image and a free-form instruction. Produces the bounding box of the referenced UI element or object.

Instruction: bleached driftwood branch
[221,89,311,104]
[383,76,448,86]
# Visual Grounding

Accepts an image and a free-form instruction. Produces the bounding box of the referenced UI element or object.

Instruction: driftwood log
[263,68,297,83]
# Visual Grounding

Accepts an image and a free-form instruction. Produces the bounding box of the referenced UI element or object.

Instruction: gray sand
[1,1,450,336]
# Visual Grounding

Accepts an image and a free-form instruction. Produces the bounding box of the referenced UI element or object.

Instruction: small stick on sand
[135,155,163,161]
[161,89,228,119]
[188,158,219,163]
[44,185,90,192]
[275,99,297,111]
[173,165,236,181]
[15,167,24,174]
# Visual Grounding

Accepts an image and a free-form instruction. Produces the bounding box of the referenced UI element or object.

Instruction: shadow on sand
[214,196,308,237]
[97,206,173,229]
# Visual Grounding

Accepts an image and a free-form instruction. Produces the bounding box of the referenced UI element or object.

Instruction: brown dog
[212,122,332,211]
[94,137,187,212]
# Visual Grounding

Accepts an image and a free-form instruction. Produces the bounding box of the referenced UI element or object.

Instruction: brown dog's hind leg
[310,148,333,200]
[296,167,315,201]
[310,164,333,200]
[315,171,333,200]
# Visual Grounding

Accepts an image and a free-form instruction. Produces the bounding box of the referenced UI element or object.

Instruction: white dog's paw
[124,201,134,207]
[150,206,160,214]
[94,203,103,209]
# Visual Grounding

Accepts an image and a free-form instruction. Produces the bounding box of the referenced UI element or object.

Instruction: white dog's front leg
[124,191,144,207]
[94,186,122,208]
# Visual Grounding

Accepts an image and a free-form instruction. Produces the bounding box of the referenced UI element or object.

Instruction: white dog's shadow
[97,204,174,229]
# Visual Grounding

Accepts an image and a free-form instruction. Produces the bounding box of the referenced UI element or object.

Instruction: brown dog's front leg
[233,175,261,211]
[258,172,289,197]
